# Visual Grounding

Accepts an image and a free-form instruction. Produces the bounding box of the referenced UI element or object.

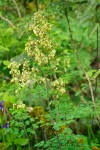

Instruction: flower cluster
[13,100,25,109]
[29,11,52,37]
[9,10,70,97]
[25,11,58,67]
[52,78,66,94]
[8,59,32,87]
[8,61,21,83]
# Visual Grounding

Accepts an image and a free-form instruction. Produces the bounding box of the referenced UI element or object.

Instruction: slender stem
[0,14,16,28]
[34,0,39,11]
[65,11,95,105]
[45,78,62,150]
[34,130,39,150]
[65,11,100,124]
[12,0,22,18]
[21,114,31,150]
[42,126,48,142]
[94,6,99,100]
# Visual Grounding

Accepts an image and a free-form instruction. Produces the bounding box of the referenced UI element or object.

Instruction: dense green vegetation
[0,0,100,150]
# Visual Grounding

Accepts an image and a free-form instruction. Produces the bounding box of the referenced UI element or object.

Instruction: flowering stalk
[9,11,70,97]
[8,10,70,149]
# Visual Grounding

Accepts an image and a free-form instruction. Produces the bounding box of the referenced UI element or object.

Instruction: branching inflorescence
[9,10,70,96]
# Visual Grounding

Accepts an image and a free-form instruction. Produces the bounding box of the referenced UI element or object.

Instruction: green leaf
[34,141,45,148]
[87,69,96,78]
[14,138,29,146]
[0,45,9,52]
[91,69,100,79]
[3,60,10,66]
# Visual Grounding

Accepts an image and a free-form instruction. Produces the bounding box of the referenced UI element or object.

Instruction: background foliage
[0,0,100,150]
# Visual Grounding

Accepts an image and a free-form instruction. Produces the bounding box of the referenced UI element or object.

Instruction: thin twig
[34,130,39,150]
[0,14,16,28]
[94,6,99,100]
[65,11,100,124]
[21,114,31,150]
[65,11,95,105]
[34,0,39,11]
[12,0,22,18]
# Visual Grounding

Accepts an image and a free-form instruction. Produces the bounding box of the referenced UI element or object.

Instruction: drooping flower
[2,122,9,128]
[0,101,4,111]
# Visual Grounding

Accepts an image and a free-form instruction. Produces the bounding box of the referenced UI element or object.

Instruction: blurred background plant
[0,0,100,150]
